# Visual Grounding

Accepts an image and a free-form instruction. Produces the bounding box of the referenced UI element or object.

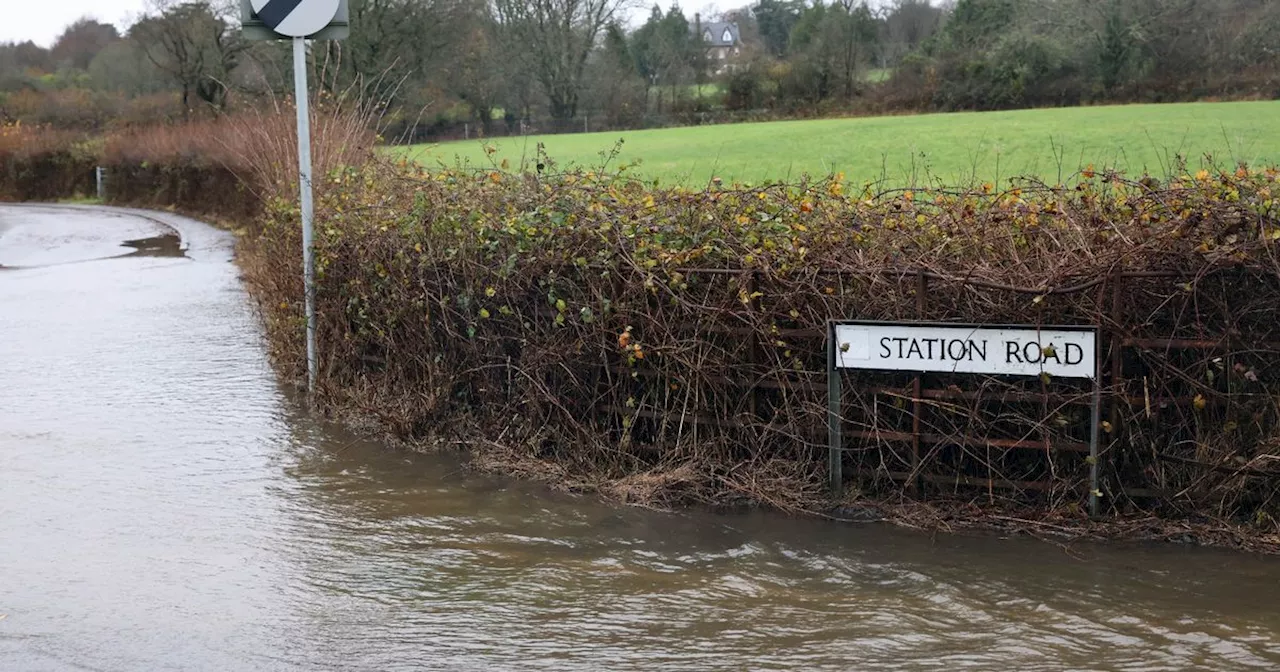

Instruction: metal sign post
[242,0,348,394]
[826,321,1102,516]
[292,35,317,394]
[827,327,843,498]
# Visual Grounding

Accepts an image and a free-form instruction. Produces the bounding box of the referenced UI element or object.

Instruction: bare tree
[316,0,458,105]
[491,0,632,122]
[52,18,121,71]
[882,0,943,65]
[130,0,246,117]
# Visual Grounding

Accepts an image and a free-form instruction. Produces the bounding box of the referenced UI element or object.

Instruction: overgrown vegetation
[234,152,1280,548]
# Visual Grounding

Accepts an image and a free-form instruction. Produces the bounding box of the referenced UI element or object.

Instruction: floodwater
[2,204,1279,671]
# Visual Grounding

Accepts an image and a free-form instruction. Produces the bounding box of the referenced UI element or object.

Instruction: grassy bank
[403,101,1280,186]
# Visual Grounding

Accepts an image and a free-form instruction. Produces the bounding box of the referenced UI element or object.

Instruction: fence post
[1101,276,1126,518]
[828,320,843,498]
[1089,350,1102,518]
[95,166,105,201]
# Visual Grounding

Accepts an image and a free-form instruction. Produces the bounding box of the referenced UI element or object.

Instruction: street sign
[825,320,1103,515]
[240,0,348,394]
[832,322,1097,379]
[240,0,349,41]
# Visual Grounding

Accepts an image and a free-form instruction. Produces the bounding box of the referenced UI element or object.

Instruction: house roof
[696,22,739,48]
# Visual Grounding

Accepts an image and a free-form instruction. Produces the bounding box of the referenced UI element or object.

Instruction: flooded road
[3,204,1280,671]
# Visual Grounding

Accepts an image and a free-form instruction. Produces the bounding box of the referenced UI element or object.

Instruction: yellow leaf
[1193,394,1207,411]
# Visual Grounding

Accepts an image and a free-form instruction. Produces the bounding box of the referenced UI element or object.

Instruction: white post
[95,166,105,201]
[293,36,317,394]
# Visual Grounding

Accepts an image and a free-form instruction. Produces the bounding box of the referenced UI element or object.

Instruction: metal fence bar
[827,320,842,497]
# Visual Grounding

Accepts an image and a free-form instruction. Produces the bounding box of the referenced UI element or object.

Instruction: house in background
[694,17,740,74]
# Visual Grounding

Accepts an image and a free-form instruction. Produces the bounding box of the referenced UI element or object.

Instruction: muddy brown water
[2,204,1279,671]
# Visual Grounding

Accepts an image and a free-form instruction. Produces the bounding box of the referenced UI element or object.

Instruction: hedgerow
[242,158,1280,542]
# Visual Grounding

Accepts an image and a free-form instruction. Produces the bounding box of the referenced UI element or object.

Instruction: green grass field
[401,101,1280,186]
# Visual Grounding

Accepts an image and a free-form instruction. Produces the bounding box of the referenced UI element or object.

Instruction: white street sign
[833,323,1097,379]
[249,0,341,38]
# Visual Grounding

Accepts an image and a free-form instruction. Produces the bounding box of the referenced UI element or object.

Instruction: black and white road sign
[249,0,340,38]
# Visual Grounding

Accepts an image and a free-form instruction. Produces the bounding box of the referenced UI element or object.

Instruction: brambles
[240,157,1280,545]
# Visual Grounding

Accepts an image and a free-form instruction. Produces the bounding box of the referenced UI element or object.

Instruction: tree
[0,41,52,78]
[881,0,943,66]
[752,0,805,57]
[52,18,120,71]
[582,22,647,127]
[631,5,700,109]
[87,40,167,95]
[789,1,879,102]
[492,0,632,122]
[130,1,246,116]
[448,6,509,135]
[316,0,460,108]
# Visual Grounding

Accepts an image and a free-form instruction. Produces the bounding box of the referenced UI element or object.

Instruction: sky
[2,0,149,46]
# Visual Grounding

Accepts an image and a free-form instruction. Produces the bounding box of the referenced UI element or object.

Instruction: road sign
[240,0,349,41]
[825,320,1103,515]
[832,322,1097,379]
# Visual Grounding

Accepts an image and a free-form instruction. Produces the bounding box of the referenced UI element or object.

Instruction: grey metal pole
[294,36,317,394]
[828,322,843,498]
[1089,345,1102,517]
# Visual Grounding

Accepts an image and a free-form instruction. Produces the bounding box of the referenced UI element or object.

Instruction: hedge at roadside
[241,160,1280,527]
